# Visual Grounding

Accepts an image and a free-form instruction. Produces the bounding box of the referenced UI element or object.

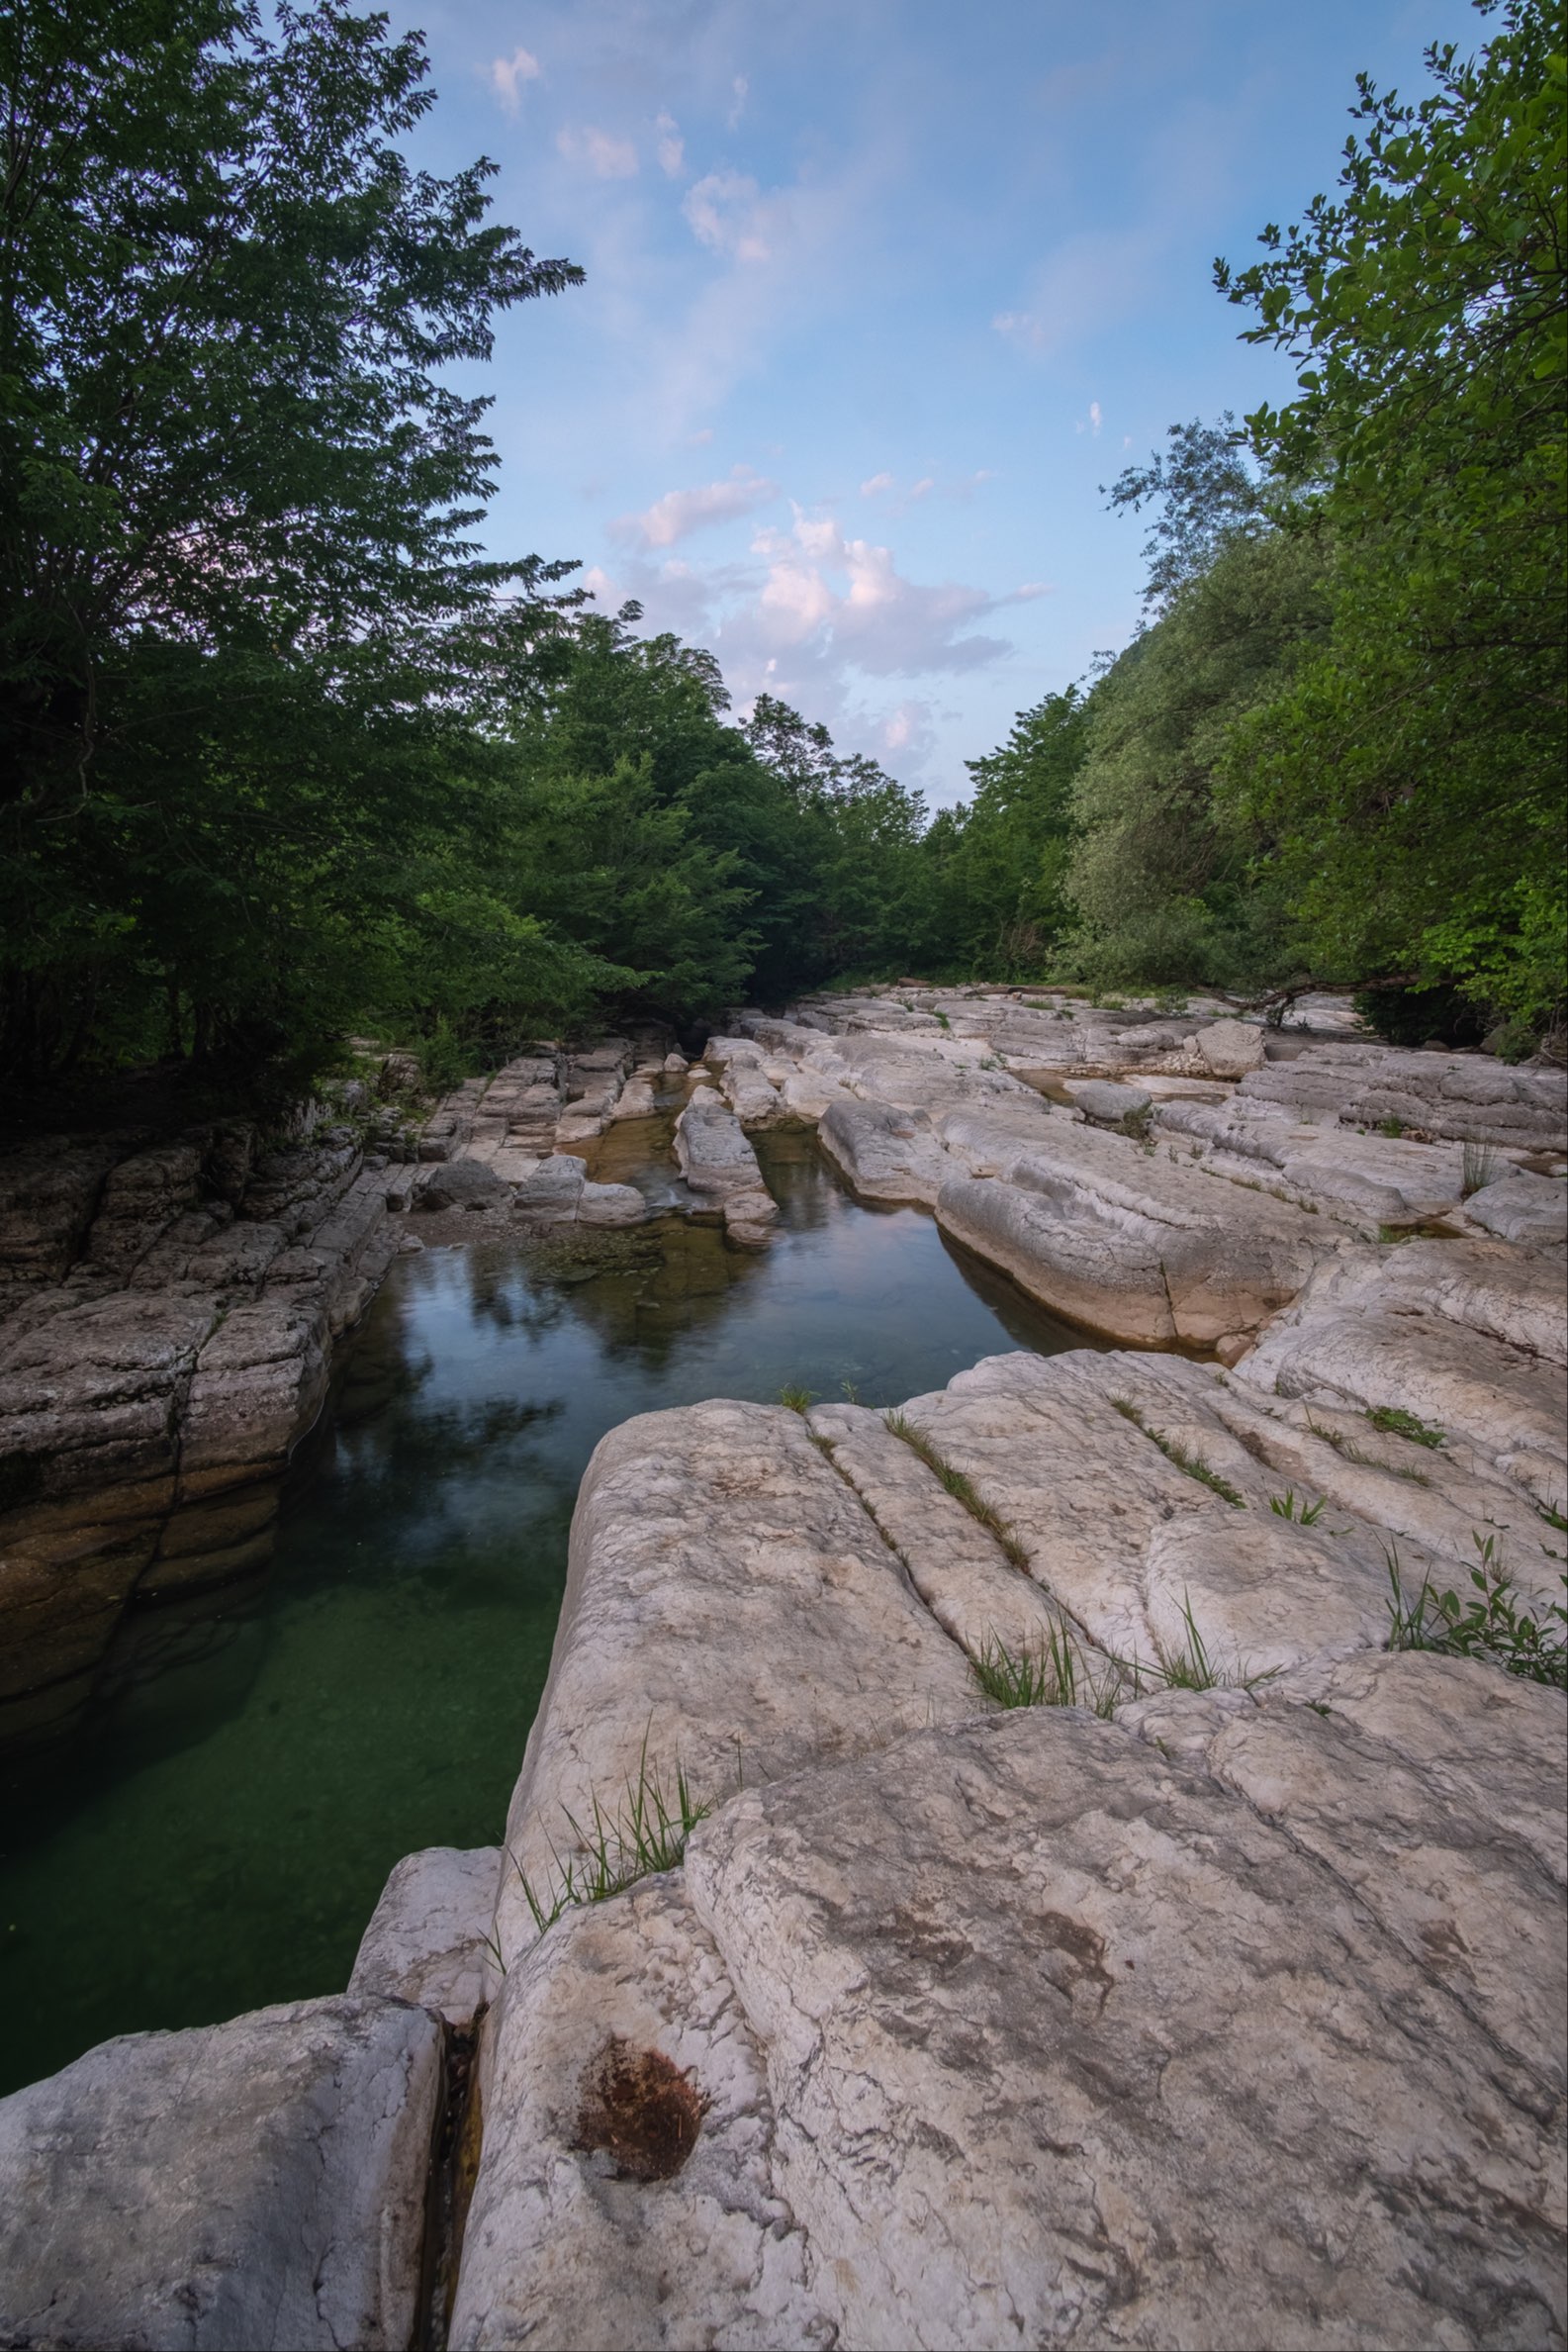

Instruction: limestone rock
[1240,1040,1568,1152]
[491,1399,975,1970]
[934,1125,1326,1346]
[0,1995,443,2351]
[817,1096,948,1206]
[674,1097,779,1240]
[577,1180,648,1228]
[350,1844,501,2026]
[511,1154,588,1223]
[1067,1079,1152,1130]
[450,1878,827,2352]
[416,1155,510,1212]
[682,1705,1565,2352]
[1193,1015,1265,1077]
[1465,1169,1568,1248]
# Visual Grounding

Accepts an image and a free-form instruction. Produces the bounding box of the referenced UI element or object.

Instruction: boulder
[511,1155,587,1223]
[577,1180,648,1228]
[350,1844,501,2027]
[0,1996,443,2352]
[1067,1079,1152,1131]
[416,1155,509,1213]
[1465,1170,1568,1249]
[1192,1016,1265,1077]
[673,1098,779,1240]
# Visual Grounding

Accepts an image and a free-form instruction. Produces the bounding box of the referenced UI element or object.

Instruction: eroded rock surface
[0,1995,442,2351]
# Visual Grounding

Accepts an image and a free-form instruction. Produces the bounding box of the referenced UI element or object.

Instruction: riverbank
[1,987,1564,2349]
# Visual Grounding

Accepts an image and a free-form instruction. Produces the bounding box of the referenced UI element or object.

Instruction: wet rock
[350,1844,502,2027]
[674,1097,779,1242]
[512,1154,587,1223]
[417,1155,510,1213]
[0,1995,442,2352]
[577,1180,648,1228]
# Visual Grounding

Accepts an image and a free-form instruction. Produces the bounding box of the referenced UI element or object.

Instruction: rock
[1067,1078,1152,1130]
[416,1155,509,1213]
[817,1097,948,1205]
[490,1399,975,1971]
[349,1844,501,2027]
[1465,1170,1568,1248]
[1236,1241,1568,1502]
[606,1075,659,1122]
[679,1702,1564,2352]
[663,1051,689,1073]
[1240,1041,1568,1153]
[0,1995,443,2351]
[577,1180,647,1228]
[450,1878,827,2352]
[673,1098,779,1241]
[1193,1015,1265,1077]
[511,1154,587,1223]
[0,1136,122,1286]
[934,1126,1326,1346]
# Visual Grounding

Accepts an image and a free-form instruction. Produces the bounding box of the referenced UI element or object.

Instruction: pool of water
[0,1130,1089,2096]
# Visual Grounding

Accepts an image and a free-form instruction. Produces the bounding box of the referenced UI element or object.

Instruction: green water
[0,1130,1087,2096]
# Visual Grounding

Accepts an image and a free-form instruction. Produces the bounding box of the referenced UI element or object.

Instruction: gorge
[1,987,1563,2349]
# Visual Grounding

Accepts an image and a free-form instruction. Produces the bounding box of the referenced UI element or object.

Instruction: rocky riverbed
[1,988,1564,2349]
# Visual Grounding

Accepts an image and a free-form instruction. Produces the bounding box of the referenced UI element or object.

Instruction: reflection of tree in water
[754,1127,840,1231]
[550,1218,762,1369]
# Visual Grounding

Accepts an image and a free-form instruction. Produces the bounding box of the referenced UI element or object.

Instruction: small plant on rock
[1366,1404,1445,1449]
[1461,1139,1503,1197]
[777,1384,814,1413]
[509,1735,712,1941]
[884,1412,1031,1568]
[1385,1538,1568,1690]
[1269,1488,1328,1525]
[1110,1398,1247,1507]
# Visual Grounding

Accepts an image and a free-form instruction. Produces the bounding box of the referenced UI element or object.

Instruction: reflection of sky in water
[0,1132,1088,2094]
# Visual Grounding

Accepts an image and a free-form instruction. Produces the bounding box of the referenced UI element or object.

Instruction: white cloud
[910,476,934,499]
[682,170,771,262]
[557,125,639,179]
[860,471,895,497]
[687,426,715,446]
[738,509,1012,677]
[655,113,686,178]
[727,74,749,129]
[1089,400,1103,435]
[489,47,541,117]
[613,467,779,548]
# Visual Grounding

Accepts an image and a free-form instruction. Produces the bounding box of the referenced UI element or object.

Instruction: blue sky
[406,0,1481,804]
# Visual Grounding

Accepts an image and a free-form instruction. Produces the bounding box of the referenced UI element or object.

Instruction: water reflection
[0,1132,1089,2094]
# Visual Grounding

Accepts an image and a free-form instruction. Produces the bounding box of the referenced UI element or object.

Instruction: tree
[0,0,584,1080]
[1215,0,1566,1034]
[1102,417,1270,615]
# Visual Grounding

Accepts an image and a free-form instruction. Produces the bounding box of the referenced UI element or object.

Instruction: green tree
[1215,0,1566,1034]
[0,0,583,1079]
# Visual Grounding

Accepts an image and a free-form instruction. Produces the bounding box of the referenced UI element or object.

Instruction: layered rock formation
[2,988,1564,2349]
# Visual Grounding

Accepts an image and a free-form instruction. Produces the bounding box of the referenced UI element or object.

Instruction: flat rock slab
[492,1399,976,1970]
[0,1995,442,2351]
[1466,1170,1568,1248]
[682,1696,1566,2352]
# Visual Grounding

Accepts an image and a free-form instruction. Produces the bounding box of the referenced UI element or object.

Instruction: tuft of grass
[1366,1404,1445,1450]
[509,1735,711,1941]
[1110,1397,1246,1508]
[1306,1415,1431,1485]
[777,1383,814,1413]
[884,1413,1031,1568]
[1461,1138,1503,1198]
[1385,1537,1567,1690]
[934,1009,952,1030]
[1376,1116,1406,1138]
[972,1592,1270,1721]
[1269,1488,1327,1525]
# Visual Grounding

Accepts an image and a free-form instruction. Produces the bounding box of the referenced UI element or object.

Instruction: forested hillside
[2,0,1561,1099]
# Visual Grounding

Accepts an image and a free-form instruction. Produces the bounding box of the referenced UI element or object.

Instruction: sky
[404,0,1482,806]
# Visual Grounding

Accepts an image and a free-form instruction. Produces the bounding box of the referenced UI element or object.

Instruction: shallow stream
[0,1127,1087,2096]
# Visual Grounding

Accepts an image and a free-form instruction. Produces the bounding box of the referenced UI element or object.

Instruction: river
[0,1126,1091,2096]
